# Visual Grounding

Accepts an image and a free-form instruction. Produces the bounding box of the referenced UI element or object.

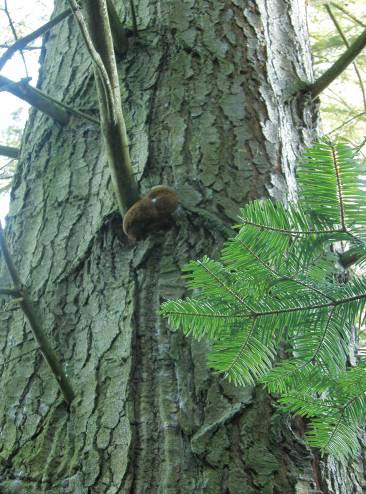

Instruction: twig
[330,3,366,28]
[0,8,71,72]
[0,75,99,125]
[129,0,138,37]
[68,0,139,213]
[0,144,19,159]
[3,0,29,77]
[106,0,130,56]
[0,347,38,368]
[310,27,366,98]
[0,75,69,124]
[0,44,41,51]
[325,4,366,111]
[328,111,366,135]
[30,85,100,124]
[0,222,75,405]
[0,286,19,296]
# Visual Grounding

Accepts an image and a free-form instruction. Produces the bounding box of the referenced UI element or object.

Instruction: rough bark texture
[0,0,365,493]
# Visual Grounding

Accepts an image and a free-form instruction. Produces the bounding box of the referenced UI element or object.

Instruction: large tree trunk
[0,1,364,493]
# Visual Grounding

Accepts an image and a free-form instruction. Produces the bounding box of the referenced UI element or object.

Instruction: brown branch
[0,144,19,159]
[325,4,366,111]
[0,8,71,72]
[0,222,75,405]
[310,27,366,98]
[68,0,139,213]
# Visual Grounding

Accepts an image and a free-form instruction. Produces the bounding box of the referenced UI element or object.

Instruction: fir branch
[235,237,336,303]
[223,317,257,378]
[195,259,254,311]
[238,218,342,236]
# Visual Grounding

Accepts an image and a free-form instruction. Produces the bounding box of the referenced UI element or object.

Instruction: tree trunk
[0,0,365,493]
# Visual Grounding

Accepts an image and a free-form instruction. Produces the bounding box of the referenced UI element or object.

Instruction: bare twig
[0,144,19,159]
[328,111,366,135]
[30,85,100,124]
[129,0,138,37]
[325,4,366,111]
[0,222,75,405]
[0,286,19,296]
[0,75,69,124]
[0,8,71,72]
[106,0,130,56]
[330,3,366,28]
[0,347,38,369]
[0,75,99,125]
[310,27,366,98]
[3,0,29,77]
[0,44,41,51]
[68,0,139,213]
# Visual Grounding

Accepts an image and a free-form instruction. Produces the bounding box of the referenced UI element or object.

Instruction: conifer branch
[162,142,366,460]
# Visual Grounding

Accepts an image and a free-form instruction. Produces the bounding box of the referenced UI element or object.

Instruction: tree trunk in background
[0,0,365,493]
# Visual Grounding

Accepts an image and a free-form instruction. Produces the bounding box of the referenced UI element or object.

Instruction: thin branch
[224,318,257,378]
[0,286,19,296]
[0,44,41,51]
[196,259,254,311]
[328,111,366,135]
[30,85,100,125]
[165,292,366,320]
[0,8,71,72]
[330,3,366,28]
[0,347,38,369]
[0,222,75,404]
[129,0,138,37]
[331,145,346,230]
[106,0,130,56]
[0,75,99,125]
[325,4,366,111]
[0,144,19,159]
[310,27,366,98]
[0,75,69,124]
[68,0,139,213]
[239,218,343,236]
[236,238,336,303]
[3,0,29,77]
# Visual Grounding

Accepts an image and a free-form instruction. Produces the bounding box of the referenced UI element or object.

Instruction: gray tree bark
[0,0,365,493]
